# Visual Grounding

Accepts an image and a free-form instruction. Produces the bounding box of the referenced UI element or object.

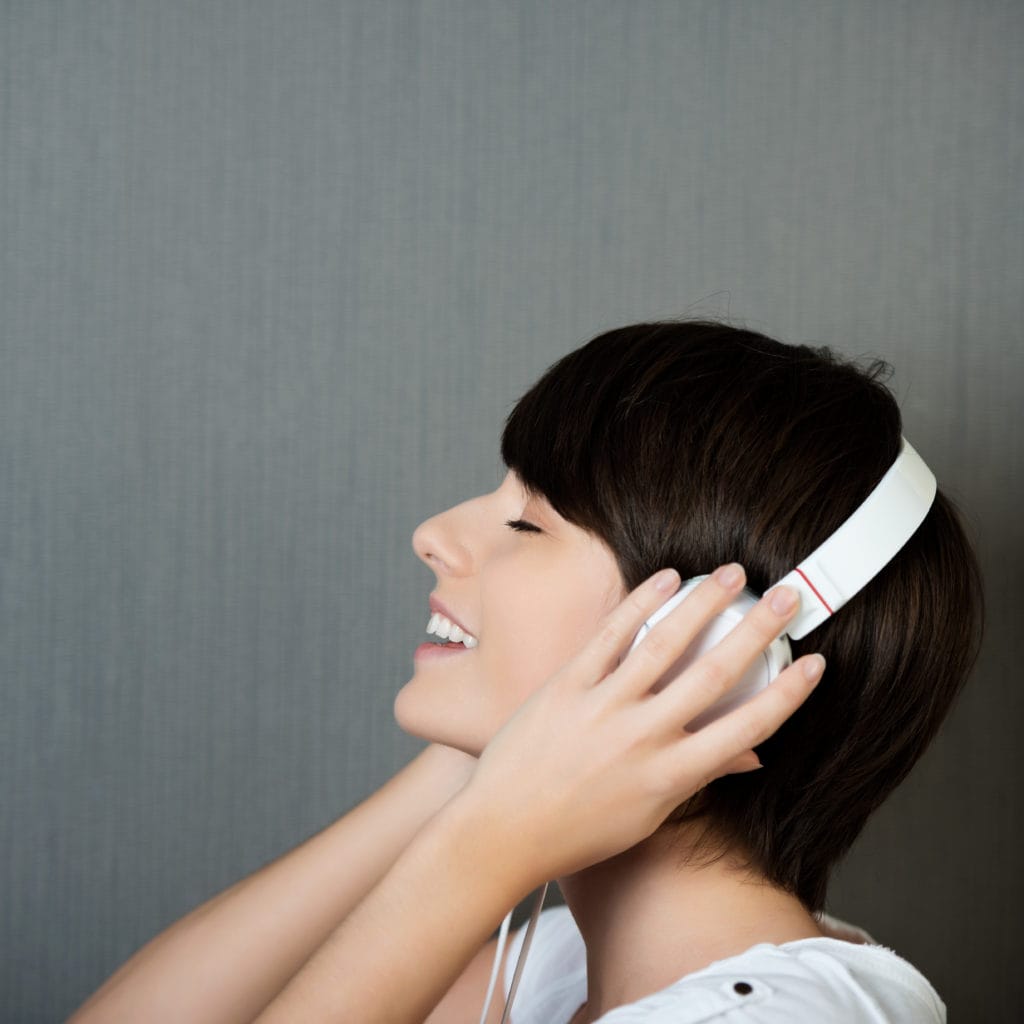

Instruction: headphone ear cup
[621,576,793,730]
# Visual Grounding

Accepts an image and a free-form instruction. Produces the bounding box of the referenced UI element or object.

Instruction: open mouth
[424,611,478,648]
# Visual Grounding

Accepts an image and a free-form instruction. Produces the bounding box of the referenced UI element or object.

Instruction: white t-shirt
[501,904,945,1023]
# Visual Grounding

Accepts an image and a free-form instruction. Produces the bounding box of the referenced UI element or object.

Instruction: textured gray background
[1,1,1021,1021]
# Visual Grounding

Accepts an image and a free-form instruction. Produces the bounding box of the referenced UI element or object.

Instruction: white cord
[478,910,513,1024]
[499,883,549,1024]
[475,882,548,1024]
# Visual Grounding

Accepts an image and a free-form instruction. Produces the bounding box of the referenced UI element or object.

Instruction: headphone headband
[775,437,937,640]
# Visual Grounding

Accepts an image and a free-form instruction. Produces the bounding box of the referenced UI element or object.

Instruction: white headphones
[623,436,937,729]
[479,437,938,1024]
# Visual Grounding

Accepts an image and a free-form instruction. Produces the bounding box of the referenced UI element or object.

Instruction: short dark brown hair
[500,319,985,912]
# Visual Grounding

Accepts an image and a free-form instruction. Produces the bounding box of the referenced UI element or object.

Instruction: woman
[71,320,983,1023]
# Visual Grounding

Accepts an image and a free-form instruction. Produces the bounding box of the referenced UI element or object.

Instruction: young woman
[71,320,983,1023]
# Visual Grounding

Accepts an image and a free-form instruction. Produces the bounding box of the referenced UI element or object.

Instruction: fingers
[669,653,825,782]
[641,580,803,725]
[568,567,685,686]
[581,562,825,795]
[612,565,753,699]
[721,749,763,775]
[573,565,823,760]
[574,564,747,687]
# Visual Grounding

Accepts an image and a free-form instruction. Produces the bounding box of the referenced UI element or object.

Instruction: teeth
[425,611,478,648]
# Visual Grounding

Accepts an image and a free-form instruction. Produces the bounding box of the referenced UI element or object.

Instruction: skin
[70,468,829,1024]
[252,547,826,1023]
[396,469,825,1022]
[395,470,629,755]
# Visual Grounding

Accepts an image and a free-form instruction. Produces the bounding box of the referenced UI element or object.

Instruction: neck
[556,823,823,1021]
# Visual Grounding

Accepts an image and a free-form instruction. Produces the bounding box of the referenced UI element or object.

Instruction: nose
[412,504,474,577]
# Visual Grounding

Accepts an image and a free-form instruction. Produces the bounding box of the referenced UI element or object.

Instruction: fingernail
[769,585,798,615]
[653,568,680,592]
[803,654,826,682]
[714,563,744,588]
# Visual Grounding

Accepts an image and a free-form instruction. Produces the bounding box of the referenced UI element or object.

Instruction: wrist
[438,782,548,903]
[383,743,477,830]
[420,742,478,793]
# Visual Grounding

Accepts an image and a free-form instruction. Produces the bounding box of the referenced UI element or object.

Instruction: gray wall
[2,2,1020,1021]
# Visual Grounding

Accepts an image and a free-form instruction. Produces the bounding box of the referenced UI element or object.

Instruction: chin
[393,682,488,757]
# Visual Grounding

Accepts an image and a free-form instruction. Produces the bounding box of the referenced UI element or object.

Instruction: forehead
[501,470,564,525]
[503,468,547,504]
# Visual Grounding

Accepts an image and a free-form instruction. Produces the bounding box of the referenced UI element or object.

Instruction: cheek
[479,566,621,705]
[394,548,625,756]
[484,638,565,712]
[479,564,574,682]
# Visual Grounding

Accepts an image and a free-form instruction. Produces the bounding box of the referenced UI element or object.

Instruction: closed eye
[505,518,542,534]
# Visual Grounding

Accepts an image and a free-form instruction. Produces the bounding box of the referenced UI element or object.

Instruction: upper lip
[429,595,477,639]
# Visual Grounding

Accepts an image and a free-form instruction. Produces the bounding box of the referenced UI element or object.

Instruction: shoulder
[597,939,945,1024]
[505,906,945,1024]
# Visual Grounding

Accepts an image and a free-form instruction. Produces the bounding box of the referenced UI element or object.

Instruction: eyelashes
[505,518,542,534]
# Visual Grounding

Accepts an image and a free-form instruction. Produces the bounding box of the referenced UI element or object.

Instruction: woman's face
[394,470,628,756]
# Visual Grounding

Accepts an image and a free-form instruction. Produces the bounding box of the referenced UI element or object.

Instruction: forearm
[70,742,476,1024]
[255,790,533,1024]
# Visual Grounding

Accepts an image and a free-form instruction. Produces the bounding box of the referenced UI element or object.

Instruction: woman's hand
[457,564,826,887]
[251,565,826,1024]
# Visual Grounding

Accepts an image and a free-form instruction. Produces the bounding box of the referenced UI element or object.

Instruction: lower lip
[414,642,474,660]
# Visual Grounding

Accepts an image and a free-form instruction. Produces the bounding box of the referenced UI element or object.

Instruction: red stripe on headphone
[794,567,834,614]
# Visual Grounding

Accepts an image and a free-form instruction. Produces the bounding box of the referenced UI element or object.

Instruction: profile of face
[393,471,628,756]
